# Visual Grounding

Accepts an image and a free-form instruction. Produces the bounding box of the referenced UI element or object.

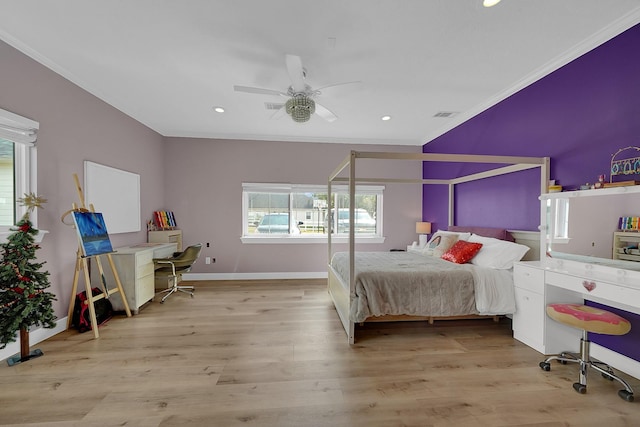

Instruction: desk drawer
[513,286,544,352]
[514,264,544,294]
[137,274,155,306]
[546,271,640,307]
[137,251,154,265]
[137,262,154,278]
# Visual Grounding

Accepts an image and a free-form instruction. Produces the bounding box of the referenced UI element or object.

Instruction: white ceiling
[1,1,639,146]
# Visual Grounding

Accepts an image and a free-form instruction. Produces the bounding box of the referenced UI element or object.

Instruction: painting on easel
[72,211,114,257]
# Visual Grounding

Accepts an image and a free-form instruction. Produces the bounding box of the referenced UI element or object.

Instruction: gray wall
[163,137,422,274]
[1,39,167,319]
[1,38,422,326]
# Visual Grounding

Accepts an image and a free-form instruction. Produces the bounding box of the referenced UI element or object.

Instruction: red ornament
[19,223,30,232]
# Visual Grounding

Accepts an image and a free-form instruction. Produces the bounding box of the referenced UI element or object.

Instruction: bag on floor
[72,287,113,333]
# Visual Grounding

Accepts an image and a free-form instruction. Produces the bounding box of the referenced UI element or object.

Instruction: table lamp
[416,221,432,247]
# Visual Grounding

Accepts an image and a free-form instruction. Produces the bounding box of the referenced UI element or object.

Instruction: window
[0,139,15,226]
[546,198,570,244]
[242,183,384,243]
[0,108,39,238]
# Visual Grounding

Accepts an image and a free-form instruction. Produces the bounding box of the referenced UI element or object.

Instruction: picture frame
[72,211,114,257]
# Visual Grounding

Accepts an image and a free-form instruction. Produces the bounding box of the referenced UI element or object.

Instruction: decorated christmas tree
[0,193,56,365]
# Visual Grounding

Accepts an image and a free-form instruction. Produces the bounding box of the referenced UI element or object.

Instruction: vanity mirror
[542,185,640,272]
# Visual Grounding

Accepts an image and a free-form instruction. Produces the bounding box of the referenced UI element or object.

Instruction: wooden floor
[1,279,639,427]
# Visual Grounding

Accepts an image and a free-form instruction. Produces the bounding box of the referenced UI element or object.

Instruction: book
[153,210,177,229]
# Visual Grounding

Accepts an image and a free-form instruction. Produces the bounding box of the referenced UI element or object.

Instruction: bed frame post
[539,157,551,260]
[447,183,455,227]
[327,180,332,265]
[348,151,357,344]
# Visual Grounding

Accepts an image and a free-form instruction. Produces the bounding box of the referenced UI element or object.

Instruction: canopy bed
[327,151,549,344]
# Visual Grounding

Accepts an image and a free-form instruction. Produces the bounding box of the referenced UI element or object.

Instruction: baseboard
[0,317,68,363]
[183,271,328,281]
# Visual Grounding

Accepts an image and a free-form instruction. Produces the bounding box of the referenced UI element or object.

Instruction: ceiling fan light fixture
[285,94,316,123]
[483,0,501,7]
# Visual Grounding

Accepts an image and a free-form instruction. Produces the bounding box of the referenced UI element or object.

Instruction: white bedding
[330,251,516,322]
[468,265,515,315]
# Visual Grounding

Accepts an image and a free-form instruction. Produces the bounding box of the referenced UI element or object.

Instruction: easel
[63,174,131,338]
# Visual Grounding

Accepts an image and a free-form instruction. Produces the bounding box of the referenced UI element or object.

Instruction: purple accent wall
[422,24,640,364]
[422,23,640,231]
[586,301,640,362]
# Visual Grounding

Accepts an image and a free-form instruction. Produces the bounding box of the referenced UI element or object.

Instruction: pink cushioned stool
[539,303,634,402]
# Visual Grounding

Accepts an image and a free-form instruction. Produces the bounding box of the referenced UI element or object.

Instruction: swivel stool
[539,303,634,402]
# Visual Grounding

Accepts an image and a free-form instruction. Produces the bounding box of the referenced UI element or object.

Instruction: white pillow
[435,230,471,241]
[421,233,458,257]
[468,234,530,270]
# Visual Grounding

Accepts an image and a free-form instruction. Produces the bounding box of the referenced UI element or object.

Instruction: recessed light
[483,0,501,7]
[213,106,225,113]
[381,115,392,121]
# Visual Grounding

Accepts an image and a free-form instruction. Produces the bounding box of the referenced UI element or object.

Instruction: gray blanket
[330,251,479,322]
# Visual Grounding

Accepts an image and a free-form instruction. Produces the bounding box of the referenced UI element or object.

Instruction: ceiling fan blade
[234,85,287,97]
[285,54,306,93]
[315,80,362,93]
[270,105,286,120]
[314,102,338,123]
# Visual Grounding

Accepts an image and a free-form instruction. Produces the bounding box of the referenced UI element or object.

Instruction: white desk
[91,243,177,314]
[514,259,640,379]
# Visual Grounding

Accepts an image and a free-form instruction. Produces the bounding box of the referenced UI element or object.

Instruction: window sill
[241,235,386,244]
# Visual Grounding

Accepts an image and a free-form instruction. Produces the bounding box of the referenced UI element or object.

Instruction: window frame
[0,108,39,241]
[241,182,385,244]
[547,197,570,245]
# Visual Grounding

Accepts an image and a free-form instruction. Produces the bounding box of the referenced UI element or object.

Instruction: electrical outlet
[205,257,211,264]
[212,258,216,263]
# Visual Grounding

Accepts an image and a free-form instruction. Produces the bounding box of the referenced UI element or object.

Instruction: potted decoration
[0,193,56,366]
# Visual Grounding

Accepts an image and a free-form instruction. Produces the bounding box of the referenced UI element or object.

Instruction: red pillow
[441,241,483,264]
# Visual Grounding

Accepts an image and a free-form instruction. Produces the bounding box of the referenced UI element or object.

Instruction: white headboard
[509,230,540,261]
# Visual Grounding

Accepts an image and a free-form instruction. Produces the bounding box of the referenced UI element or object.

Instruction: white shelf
[540,184,640,200]
[613,231,640,263]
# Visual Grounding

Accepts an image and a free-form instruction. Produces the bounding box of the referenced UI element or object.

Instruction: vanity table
[513,185,640,379]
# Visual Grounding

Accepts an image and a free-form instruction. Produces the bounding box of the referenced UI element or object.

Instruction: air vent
[264,102,284,110]
[433,111,459,118]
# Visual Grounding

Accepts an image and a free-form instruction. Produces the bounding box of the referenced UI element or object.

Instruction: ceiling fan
[234,54,359,123]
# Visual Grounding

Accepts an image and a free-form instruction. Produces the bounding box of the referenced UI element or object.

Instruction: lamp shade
[416,222,432,234]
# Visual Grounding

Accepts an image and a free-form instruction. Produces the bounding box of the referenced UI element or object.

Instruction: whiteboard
[84,161,141,234]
